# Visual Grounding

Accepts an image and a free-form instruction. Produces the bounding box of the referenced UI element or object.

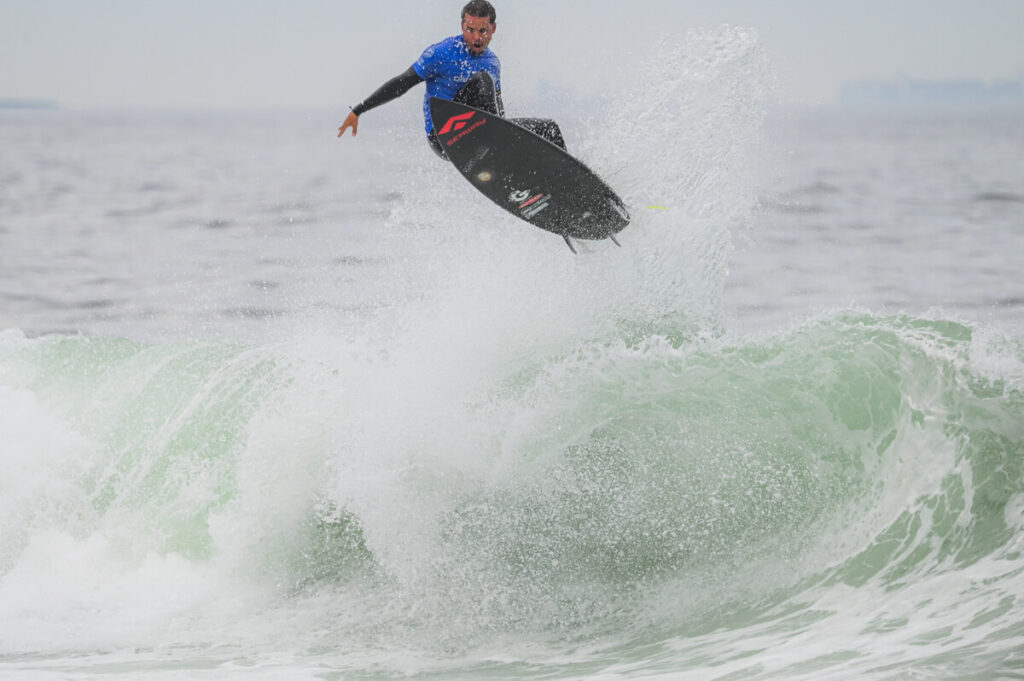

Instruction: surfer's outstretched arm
[338,67,425,138]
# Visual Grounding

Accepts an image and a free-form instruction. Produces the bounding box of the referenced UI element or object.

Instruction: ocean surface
[2,30,1024,680]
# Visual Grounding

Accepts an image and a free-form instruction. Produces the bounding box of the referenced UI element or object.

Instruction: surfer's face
[461,14,495,55]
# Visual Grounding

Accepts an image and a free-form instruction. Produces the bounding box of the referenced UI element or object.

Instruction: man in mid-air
[337,0,562,158]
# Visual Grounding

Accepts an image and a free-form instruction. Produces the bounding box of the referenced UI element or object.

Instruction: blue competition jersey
[413,35,501,134]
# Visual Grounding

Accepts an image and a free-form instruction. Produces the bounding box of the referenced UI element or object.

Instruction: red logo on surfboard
[438,111,476,135]
[510,188,551,218]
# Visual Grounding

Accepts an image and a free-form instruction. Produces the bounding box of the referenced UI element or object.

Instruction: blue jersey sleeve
[413,41,445,80]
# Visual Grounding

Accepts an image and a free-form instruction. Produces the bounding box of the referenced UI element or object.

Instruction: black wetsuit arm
[351,66,424,116]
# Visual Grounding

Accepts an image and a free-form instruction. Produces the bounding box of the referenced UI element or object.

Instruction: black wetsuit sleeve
[351,66,424,116]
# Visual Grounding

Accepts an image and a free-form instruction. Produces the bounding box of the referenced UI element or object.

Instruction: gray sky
[2,0,1022,109]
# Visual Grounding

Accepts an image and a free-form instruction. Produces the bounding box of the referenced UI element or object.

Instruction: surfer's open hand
[338,111,359,138]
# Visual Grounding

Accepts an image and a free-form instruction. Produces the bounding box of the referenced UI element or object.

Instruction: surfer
[337,1,564,157]
[337,1,503,158]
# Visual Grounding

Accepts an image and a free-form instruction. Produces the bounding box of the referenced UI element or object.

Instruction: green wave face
[2,313,1021,664]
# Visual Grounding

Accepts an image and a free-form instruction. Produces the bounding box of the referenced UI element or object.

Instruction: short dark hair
[461,0,496,23]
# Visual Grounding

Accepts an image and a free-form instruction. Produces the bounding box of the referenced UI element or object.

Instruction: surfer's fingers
[337,113,359,138]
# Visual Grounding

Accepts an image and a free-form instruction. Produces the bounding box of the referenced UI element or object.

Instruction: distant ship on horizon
[840,75,1024,107]
[0,98,59,110]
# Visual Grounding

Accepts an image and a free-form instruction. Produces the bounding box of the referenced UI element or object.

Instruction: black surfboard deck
[430,97,629,247]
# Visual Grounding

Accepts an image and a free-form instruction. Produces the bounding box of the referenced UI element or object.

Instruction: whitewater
[2,28,1024,680]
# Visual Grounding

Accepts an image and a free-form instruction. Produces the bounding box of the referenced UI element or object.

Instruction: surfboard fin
[609,233,622,247]
[562,234,578,254]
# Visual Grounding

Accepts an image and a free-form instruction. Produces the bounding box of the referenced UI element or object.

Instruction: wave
[2,312,1022,657]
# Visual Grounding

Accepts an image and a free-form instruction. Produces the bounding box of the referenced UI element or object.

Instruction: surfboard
[430,97,629,251]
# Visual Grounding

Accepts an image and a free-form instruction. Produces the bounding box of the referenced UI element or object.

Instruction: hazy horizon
[3,0,1023,111]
